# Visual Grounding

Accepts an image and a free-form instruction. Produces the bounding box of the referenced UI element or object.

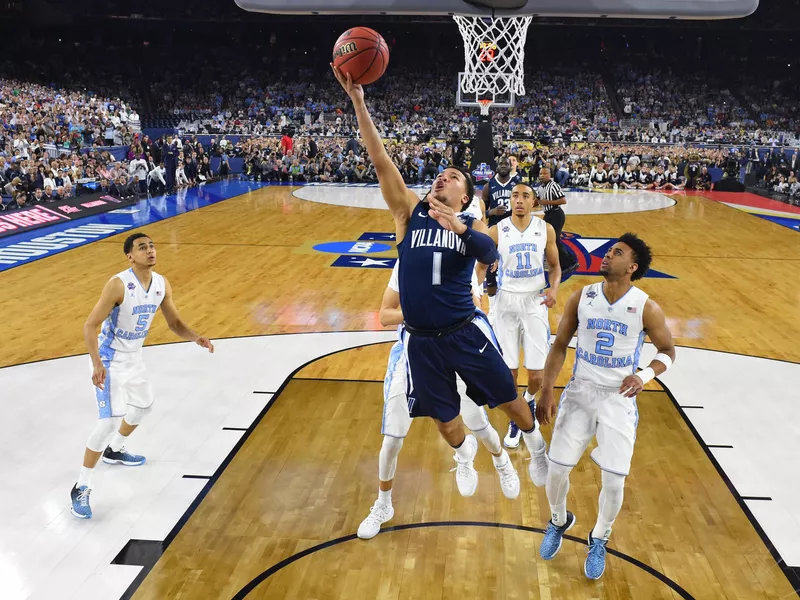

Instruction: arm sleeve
[458,226,498,265]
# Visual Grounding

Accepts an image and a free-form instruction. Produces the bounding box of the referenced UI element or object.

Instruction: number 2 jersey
[98,268,166,357]
[397,200,477,331]
[574,282,649,387]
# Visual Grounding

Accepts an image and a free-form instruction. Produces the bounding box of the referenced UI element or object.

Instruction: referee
[536,167,578,275]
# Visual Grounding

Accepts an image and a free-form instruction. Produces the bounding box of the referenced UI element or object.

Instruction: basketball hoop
[454,14,532,98]
[477,98,493,116]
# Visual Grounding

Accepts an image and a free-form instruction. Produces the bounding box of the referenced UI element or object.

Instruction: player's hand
[536,390,557,426]
[92,361,106,390]
[330,64,364,104]
[539,288,557,308]
[619,374,644,398]
[428,195,467,234]
[196,337,215,353]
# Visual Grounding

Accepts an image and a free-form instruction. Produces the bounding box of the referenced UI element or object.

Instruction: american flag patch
[627,307,637,313]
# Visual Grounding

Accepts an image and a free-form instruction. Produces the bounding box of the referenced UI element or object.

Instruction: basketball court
[3,0,800,599]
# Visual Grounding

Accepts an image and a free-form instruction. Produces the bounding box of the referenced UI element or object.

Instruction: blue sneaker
[503,421,521,448]
[585,533,608,580]
[103,446,146,466]
[539,511,576,560]
[70,484,92,519]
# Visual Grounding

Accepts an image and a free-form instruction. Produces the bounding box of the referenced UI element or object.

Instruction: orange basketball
[332,27,390,85]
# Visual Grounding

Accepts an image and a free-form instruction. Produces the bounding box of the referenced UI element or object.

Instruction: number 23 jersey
[574,282,649,388]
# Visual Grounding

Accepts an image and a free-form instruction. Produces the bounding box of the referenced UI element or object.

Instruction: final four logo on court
[310,231,677,279]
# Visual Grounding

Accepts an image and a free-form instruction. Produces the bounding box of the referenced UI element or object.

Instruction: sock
[378,488,392,505]
[524,390,535,404]
[453,436,473,462]
[547,461,572,527]
[591,471,625,540]
[488,294,496,312]
[472,425,502,455]
[77,466,94,489]
[109,432,128,452]
[522,429,546,456]
[491,449,509,469]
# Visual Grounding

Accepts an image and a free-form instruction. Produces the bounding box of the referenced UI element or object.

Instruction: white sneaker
[529,449,549,487]
[452,434,479,497]
[357,501,394,540]
[503,422,521,449]
[613,183,618,190]
[494,451,520,499]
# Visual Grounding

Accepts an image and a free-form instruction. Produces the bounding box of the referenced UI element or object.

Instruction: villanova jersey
[98,269,166,357]
[487,174,521,227]
[397,201,476,330]
[496,216,547,294]
[574,282,649,388]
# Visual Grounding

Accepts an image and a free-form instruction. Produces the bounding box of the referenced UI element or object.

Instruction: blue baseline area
[754,213,800,232]
[0,179,270,273]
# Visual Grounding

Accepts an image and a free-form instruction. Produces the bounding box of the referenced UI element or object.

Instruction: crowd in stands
[3,44,800,209]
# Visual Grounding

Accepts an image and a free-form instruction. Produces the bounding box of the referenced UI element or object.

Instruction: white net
[453,15,532,98]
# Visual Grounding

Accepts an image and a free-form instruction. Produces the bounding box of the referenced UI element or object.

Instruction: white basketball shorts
[493,289,551,371]
[381,340,490,438]
[547,377,639,476]
[94,351,154,419]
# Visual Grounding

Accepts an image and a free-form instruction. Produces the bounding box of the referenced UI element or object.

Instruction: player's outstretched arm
[84,277,124,390]
[160,278,215,353]
[619,299,676,397]
[331,65,415,231]
[536,290,581,425]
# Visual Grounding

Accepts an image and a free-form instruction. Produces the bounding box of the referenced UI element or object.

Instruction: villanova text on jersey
[408,228,467,255]
[397,202,477,330]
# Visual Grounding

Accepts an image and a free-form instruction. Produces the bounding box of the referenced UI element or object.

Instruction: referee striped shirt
[536,180,565,214]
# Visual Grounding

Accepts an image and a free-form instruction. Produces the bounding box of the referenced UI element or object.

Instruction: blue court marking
[0,179,269,272]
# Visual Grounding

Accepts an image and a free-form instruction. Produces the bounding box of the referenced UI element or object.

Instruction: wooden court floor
[2,185,800,598]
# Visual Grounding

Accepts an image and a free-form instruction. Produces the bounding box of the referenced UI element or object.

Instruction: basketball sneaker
[357,500,394,540]
[70,484,92,519]
[584,533,609,579]
[493,451,520,499]
[529,448,549,487]
[103,447,146,466]
[503,421,521,449]
[452,434,479,497]
[539,511,576,560]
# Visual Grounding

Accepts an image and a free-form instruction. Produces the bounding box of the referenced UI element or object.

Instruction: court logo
[313,241,392,255]
[314,233,397,270]
[561,232,676,281]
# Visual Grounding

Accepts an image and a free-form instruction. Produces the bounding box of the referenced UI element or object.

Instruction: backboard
[234,0,759,19]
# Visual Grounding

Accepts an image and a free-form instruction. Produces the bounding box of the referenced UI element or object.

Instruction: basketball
[332,27,389,85]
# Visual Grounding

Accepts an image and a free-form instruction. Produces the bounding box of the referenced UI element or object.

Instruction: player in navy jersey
[481,156,520,311]
[333,66,545,496]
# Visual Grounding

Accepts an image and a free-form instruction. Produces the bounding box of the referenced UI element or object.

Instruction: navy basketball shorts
[401,311,518,423]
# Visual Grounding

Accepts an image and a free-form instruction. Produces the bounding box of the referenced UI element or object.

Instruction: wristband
[637,367,656,385]
[653,353,673,370]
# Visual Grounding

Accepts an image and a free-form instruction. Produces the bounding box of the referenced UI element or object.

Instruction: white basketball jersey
[98,269,166,356]
[574,282,649,387]
[497,216,548,294]
[464,194,484,222]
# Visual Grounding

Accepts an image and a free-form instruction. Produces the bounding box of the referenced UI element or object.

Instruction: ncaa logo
[312,241,392,255]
